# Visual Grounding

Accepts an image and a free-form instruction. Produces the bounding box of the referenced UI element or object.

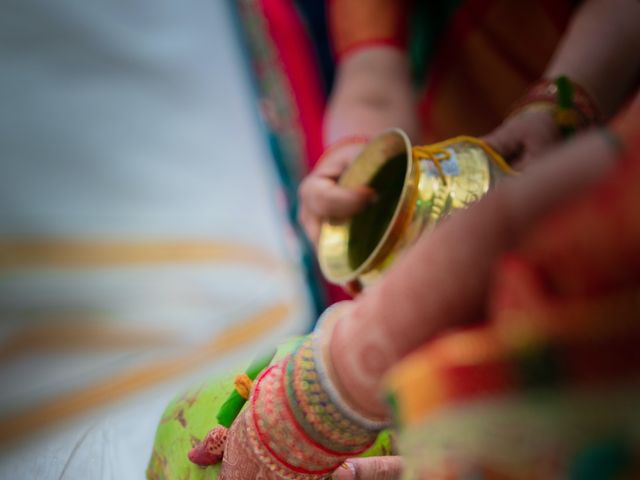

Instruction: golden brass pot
[317,129,511,291]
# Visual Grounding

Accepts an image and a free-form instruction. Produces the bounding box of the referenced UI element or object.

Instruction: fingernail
[332,461,356,480]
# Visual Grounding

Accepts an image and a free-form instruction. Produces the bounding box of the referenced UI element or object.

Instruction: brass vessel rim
[318,128,417,284]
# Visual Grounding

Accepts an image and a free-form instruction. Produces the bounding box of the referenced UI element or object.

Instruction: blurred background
[0,0,330,477]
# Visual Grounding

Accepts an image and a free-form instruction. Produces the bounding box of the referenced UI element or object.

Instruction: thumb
[304,177,376,219]
[332,456,403,480]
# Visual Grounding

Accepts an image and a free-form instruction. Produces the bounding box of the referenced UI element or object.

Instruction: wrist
[317,303,392,424]
[337,40,406,65]
[325,303,395,419]
[509,76,600,136]
[243,330,386,478]
[335,46,412,96]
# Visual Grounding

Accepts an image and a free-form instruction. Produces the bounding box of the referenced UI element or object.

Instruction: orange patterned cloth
[385,103,640,478]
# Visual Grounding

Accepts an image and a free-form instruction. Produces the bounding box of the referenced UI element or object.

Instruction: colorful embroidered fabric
[386,105,640,478]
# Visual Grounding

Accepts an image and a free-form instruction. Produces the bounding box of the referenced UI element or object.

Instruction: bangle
[243,326,382,478]
[510,76,600,135]
[311,305,393,431]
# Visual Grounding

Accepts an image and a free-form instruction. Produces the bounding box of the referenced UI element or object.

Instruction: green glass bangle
[555,75,576,138]
[216,347,277,427]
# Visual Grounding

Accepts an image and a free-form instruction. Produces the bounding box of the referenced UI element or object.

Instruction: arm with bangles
[486,0,640,163]
[219,123,626,479]
[328,129,621,418]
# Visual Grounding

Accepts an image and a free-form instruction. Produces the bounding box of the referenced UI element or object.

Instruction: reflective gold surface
[317,129,510,289]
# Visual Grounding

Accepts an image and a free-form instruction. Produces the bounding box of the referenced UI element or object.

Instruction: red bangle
[251,365,343,476]
[510,77,600,127]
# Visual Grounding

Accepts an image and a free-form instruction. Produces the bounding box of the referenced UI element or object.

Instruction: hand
[483,108,561,166]
[298,141,376,246]
[298,46,419,247]
[332,457,403,480]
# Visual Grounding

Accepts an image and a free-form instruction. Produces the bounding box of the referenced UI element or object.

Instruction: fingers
[301,177,375,219]
[298,176,376,246]
[298,206,321,246]
[315,143,366,177]
[332,456,404,480]
[298,140,373,246]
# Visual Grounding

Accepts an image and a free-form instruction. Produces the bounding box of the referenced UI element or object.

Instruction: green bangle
[215,347,277,427]
[555,75,576,138]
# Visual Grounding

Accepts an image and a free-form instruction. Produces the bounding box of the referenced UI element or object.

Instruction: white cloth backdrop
[0,0,312,478]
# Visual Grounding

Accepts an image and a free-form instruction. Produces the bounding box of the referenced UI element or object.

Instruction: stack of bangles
[243,304,391,478]
[510,76,600,136]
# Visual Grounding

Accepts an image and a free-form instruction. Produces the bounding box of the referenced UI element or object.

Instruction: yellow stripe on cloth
[0,239,285,270]
[0,302,292,444]
[0,321,180,360]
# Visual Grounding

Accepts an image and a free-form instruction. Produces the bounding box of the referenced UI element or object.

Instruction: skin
[332,457,404,480]
[298,0,640,246]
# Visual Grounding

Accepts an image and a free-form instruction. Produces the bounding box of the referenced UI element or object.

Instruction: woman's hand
[482,108,561,165]
[332,457,403,480]
[298,141,376,246]
[298,46,418,247]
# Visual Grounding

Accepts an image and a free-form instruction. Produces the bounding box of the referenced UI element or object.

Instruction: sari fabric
[386,106,640,478]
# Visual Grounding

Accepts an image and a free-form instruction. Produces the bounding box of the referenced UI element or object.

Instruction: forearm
[329,131,618,416]
[545,0,640,118]
[324,46,419,144]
